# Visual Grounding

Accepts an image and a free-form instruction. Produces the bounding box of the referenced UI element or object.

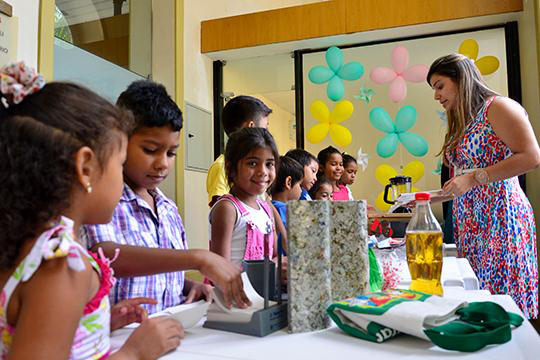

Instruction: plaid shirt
[81,184,187,314]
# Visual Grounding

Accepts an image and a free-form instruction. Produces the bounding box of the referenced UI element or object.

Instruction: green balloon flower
[369,106,429,158]
[308,46,364,102]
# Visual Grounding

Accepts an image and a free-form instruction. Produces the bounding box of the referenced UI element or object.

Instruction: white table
[111,290,540,359]
[111,257,539,359]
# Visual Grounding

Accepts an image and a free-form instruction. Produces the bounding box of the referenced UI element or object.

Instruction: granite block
[330,201,369,301]
[287,200,332,333]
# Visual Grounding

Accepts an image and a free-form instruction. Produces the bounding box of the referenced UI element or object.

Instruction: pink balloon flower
[370,46,428,103]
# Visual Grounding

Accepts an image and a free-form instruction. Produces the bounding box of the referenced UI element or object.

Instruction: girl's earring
[86,183,93,194]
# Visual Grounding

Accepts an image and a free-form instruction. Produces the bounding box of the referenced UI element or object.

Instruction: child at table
[339,153,358,200]
[317,146,348,200]
[284,149,319,200]
[309,175,334,200]
[269,156,304,255]
[210,128,279,266]
[0,63,182,359]
[82,80,250,314]
[206,95,287,256]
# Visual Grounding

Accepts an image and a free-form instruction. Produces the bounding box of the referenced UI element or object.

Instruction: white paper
[207,272,276,323]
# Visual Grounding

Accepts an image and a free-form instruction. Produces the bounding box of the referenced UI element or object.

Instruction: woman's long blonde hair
[427,54,498,162]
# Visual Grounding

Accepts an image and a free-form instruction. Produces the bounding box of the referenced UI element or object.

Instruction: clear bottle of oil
[405,193,443,296]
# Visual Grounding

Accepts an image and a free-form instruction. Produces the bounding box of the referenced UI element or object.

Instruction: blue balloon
[395,106,417,133]
[377,133,399,158]
[326,46,343,73]
[327,76,344,102]
[370,108,396,133]
[399,132,429,157]
[338,62,365,81]
[308,66,334,84]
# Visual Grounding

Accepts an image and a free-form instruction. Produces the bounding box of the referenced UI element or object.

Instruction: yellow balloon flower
[307,100,354,147]
[458,39,500,76]
[374,161,424,212]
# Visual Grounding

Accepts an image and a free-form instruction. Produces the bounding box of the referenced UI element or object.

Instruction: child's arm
[8,257,92,359]
[91,243,249,308]
[268,202,286,257]
[207,159,229,207]
[209,200,237,261]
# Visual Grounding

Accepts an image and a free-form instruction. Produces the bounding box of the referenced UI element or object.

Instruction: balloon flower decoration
[458,39,499,76]
[370,46,428,103]
[308,46,365,102]
[374,161,424,212]
[369,106,428,158]
[307,100,353,147]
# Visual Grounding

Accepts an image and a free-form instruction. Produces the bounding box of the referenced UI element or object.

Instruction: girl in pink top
[0,62,183,359]
[210,128,279,265]
[317,146,349,200]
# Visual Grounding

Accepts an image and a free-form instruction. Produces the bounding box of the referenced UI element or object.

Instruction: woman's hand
[442,173,477,197]
[110,297,157,331]
[184,282,213,304]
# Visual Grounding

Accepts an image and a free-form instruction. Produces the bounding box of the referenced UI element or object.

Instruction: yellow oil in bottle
[406,231,443,296]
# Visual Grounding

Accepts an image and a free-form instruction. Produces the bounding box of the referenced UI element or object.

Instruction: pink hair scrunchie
[0,62,45,106]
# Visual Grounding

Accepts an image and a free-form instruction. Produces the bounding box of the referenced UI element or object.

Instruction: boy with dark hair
[82,80,250,313]
[269,156,304,255]
[284,149,319,200]
[207,95,272,207]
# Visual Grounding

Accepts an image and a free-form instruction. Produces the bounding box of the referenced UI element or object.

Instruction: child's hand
[199,253,251,309]
[184,282,213,304]
[110,297,157,331]
[120,317,184,359]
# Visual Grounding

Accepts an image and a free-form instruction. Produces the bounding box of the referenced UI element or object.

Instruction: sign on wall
[0,13,18,66]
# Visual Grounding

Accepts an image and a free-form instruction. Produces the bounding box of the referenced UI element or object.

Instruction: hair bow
[0,62,45,107]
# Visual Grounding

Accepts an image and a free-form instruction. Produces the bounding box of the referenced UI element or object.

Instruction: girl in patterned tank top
[0,62,183,359]
[210,128,279,266]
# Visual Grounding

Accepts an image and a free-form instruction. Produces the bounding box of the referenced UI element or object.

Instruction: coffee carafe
[383,176,412,205]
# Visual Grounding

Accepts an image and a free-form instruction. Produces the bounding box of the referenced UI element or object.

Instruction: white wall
[519,0,540,231]
[12,0,39,68]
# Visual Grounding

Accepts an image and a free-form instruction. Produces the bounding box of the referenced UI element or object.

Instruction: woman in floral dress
[427,54,540,319]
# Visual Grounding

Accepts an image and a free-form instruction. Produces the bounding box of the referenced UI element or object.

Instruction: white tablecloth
[110,257,538,359]
[111,289,539,359]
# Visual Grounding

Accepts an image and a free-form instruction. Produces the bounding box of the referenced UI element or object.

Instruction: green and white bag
[327,289,523,352]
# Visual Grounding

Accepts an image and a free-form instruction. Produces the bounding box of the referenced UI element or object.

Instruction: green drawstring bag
[424,301,523,352]
[327,290,523,352]
[368,248,383,292]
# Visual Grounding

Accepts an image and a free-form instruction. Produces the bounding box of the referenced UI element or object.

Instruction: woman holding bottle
[427,54,540,318]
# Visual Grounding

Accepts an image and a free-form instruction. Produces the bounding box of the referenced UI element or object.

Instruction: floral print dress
[447,97,538,319]
[0,217,114,359]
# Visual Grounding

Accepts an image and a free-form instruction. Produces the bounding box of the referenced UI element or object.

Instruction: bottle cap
[415,193,430,201]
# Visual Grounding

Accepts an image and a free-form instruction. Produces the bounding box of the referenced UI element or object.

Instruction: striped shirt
[81,184,187,314]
